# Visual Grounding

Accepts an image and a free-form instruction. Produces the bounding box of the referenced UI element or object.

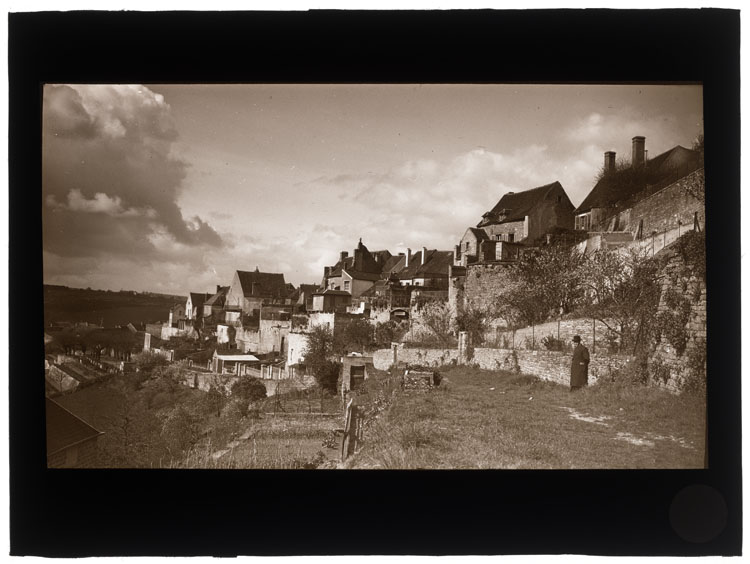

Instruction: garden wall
[373,344,633,387]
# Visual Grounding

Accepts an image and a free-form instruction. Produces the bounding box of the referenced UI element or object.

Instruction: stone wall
[372,344,633,386]
[461,262,517,315]
[649,250,707,393]
[372,345,459,370]
[624,169,705,235]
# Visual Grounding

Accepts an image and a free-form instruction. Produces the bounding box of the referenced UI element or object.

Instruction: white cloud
[47,189,158,218]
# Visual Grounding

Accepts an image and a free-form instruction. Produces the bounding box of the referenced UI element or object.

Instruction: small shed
[212,350,260,376]
[341,354,374,397]
[46,398,103,468]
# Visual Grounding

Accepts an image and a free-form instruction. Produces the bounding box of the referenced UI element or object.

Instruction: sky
[41,83,703,295]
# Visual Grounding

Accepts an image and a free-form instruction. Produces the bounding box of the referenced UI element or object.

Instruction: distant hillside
[44,285,184,328]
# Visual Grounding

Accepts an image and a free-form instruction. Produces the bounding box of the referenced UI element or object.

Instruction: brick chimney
[339,251,348,263]
[604,151,616,173]
[421,247,427,265]
[632,136,645,167]
[405,248,411,268]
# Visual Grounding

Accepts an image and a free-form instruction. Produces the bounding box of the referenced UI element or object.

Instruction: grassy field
[347,366,706,469]
[44,285,182,327]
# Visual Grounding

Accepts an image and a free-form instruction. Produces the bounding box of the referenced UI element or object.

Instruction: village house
[574,136,702,233]
[396,247,454,288]
[202,285,230,320]
[311,289,352,313]
[574,136,704,254]
[295,284,321,313]
[323,240,384,297]
[46,398,103,468]
[225,269,291,318]
[186,291,211,321]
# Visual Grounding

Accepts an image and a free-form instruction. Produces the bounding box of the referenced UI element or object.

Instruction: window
[495,234,501,241]
[465,242,470,251]
[344,280,350,291]
[507,233,514,243]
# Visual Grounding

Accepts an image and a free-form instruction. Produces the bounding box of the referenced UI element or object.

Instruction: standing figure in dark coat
[570,335,590,391]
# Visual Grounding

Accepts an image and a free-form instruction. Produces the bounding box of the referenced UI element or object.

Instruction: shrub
[231,377,267,403]
[541,334,564,351]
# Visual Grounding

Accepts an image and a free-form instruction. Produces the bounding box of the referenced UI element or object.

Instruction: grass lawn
[347,367,706,469]
[180,414,342,469]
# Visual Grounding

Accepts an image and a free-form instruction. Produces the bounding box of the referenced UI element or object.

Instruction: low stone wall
[372,346,459,370]
[373,345,633,387]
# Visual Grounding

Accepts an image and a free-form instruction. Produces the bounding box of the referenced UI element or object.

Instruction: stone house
[574,136,702,233]
[396,248,454,288]
[295,284,320,312]
[225,269,290,317]
[323,240,384,297]
[202,286,230,319]
[472,180,575,245]
[46,398,103,468]
[311,289,352,313]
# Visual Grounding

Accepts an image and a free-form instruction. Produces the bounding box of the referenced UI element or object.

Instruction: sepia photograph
[42,83,707,470]
[10,7,740,557]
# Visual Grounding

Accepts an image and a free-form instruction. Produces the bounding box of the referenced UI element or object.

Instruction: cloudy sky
[42,83,703,295]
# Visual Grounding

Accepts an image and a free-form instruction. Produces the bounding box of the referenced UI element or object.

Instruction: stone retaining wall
[373,344,633,386]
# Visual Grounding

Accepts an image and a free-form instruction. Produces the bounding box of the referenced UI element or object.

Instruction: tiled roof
[397,250,453,279]
[480,181,563,226]
[46,398,102,456]
[236,271,288,298]
[575,145,701,214]
[314,289,351,296]
[343,270,382,281]
[205,286,230,306]
[189,292,210,308]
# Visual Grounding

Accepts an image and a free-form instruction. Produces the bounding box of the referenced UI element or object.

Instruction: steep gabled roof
[189,292,210,308]
[397,250,453,280]
[205,286,230,307]
[576,145,701,214]
[342,269,382,282]
[236,270,288,298]
[480,181,564,226]
[46,398,102,456]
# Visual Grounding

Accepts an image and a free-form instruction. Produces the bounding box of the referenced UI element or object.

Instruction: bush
[231,377,267,403]
[541,334,564,351]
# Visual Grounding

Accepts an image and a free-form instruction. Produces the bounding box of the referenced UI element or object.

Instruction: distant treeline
[44,284,184,328]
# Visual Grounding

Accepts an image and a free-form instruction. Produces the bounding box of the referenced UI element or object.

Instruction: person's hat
[572,335,581,343]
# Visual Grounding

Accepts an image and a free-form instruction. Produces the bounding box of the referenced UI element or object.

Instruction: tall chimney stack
[632,136,646,167]
[421,247,427,265]
[405,248,411,268]
[339,251,348,263]
[604,151,616,173]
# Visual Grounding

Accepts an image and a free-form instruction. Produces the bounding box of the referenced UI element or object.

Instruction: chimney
[604,151,616,173]
[421,247,427,265]
[632,136,645,167]
[339,251,348,263]
[216,285,221,294]
[324,266,331,278]
[405,248,411,268]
